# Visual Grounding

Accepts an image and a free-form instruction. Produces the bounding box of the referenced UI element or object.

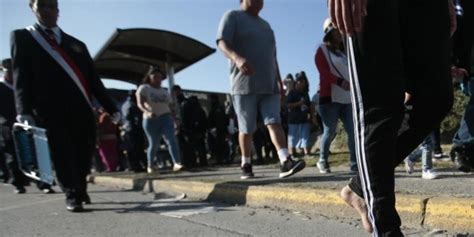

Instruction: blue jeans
[318,103,356,169]
[407,135,433,171]
[142,114,181,166]
[453,81,474,146]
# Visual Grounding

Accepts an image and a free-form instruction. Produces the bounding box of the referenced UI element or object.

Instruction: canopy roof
[94,28,216,84]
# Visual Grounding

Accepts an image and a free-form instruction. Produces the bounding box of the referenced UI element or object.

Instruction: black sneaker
[450,146,471,173]
[241,163,254,179]
[279,157,306,178]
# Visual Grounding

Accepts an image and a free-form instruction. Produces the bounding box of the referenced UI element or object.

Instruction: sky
[0,0,329,96]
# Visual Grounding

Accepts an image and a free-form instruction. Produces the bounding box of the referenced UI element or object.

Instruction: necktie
[45,29,57,44]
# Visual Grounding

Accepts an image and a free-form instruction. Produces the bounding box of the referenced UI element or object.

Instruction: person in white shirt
[136,66,183,174]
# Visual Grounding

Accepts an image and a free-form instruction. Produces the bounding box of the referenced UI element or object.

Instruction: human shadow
[84,198,232,215]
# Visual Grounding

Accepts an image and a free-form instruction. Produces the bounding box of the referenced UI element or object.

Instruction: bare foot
[341,185,373,233]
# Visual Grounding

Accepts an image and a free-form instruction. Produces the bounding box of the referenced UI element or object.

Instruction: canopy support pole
[165,54,180,120]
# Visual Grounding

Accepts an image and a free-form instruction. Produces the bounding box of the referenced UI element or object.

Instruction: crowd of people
[0,0,472,236]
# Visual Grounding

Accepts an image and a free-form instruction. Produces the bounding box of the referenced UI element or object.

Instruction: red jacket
[315,46,345,104]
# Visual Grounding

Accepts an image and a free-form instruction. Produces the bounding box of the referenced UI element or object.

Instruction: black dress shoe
[82,194,91,205]
[66,202,84,212]
[14,187,26,194]
[77,192,92,204]
[42,188,56,194]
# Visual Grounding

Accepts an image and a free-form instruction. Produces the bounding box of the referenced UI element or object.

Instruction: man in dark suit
[0,60,13,184]
[1,58,55,194]
[120,90,146,173]
[11,0,119,212]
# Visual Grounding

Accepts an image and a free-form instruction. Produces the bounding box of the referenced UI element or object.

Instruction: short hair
[1,58,12,70]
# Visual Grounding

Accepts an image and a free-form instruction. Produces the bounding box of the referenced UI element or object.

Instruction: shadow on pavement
[206,174,351,205]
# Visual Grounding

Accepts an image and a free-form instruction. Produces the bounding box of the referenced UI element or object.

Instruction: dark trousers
[0,149,10,183]
[431,127,442,154]
[178,131,196,168]
[2,139,27,188]
[0,125,11,182]
[45,114,95,203]
[123,130,146,172]
[189,133,208,166]
[347,0,453,235]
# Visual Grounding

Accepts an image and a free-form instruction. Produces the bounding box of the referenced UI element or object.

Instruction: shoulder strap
[26,25,91,108]
[320,44,345,79]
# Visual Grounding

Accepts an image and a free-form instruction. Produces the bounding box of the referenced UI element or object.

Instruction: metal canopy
[94,28,216,84]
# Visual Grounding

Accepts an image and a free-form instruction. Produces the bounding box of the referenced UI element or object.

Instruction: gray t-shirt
[216,10,279,95]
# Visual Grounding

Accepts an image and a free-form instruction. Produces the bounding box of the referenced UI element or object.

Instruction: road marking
[0,197,64,212]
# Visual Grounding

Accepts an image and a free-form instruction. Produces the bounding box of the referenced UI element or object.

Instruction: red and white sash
[26,25,92,107]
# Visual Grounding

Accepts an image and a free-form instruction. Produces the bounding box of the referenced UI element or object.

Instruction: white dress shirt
[37,22,62,44]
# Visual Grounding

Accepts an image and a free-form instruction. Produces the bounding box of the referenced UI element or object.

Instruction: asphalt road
[0,183,458,237]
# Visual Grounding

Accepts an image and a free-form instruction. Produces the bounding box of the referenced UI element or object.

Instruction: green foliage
[332,121,349,151]
[440,89,469,141]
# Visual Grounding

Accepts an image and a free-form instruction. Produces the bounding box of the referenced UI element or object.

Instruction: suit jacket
[0,82,15,127]
[10,24,117,125]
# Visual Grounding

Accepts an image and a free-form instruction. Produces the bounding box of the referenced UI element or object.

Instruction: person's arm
[10,30,35,124]
[315,47,349,90]
[287,102,304,109]
[286,92,304,109]
[287,98,304,109]
[216,10,255,76]
[135,88,152,117]
[218,40,254,76]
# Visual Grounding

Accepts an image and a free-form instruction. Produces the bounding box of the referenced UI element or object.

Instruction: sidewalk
[90,159,474,233]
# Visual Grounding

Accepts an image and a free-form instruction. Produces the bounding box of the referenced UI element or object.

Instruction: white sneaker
[147,166,154,174]
[422,169,439,180]
[404,158,414,174]
[173,164,183,172]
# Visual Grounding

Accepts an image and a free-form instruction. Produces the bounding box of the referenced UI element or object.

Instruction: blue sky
[0,0,328,96]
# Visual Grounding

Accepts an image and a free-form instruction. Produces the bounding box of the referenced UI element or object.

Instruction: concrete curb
[90,175,474,232]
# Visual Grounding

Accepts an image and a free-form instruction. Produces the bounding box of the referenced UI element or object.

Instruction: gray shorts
[232,94,281,134]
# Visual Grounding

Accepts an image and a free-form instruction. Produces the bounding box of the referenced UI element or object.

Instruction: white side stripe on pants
[347,36,379,236]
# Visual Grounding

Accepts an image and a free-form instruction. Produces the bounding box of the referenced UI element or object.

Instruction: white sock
[277,148,289,164]
[241,156,251,166]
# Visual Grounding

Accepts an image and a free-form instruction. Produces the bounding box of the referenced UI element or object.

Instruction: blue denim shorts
[288,123,311,148]
[232,94,281,134]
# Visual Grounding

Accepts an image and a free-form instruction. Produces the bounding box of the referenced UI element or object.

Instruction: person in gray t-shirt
[216,0,305,180]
